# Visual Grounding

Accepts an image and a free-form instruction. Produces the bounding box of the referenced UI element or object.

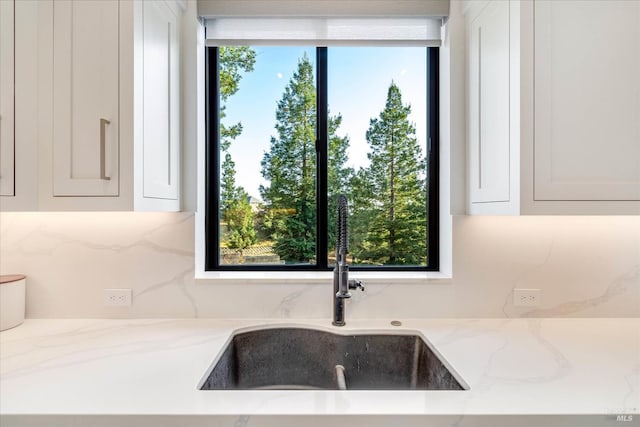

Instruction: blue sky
[223,46,427,198]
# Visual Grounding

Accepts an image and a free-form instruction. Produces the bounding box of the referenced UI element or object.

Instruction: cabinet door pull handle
[100,118,111,181]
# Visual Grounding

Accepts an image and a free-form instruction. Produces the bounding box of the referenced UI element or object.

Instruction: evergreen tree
[220,152,237,215]
[348,168,376,264]
[260,53,316,263]
[225,189,258,255]
[260,53,351,263]
[352,82,427,265]
[217,47,258,255]
[219,46,255,213]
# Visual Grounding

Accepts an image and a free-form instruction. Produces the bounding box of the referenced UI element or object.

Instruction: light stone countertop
[0,318,638,427]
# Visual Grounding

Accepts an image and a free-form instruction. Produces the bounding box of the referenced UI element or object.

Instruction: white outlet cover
[513,288,541,307]
[103,289,132,307]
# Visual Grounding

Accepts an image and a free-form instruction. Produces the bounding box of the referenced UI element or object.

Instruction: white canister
[0,275,26,331]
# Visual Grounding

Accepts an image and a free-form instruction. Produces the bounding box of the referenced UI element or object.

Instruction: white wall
[1,212,638,319]
[1,1,638,320]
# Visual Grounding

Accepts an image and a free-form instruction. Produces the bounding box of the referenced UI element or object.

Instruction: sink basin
[199,327,467,391]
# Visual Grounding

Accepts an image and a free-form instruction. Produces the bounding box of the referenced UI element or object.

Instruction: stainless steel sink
[199,327,467,391]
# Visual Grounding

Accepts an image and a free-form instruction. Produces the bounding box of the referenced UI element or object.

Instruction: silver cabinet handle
[100,118,111,181]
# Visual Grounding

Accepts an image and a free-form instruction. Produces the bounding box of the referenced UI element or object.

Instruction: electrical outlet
[513,288,541,307]
[104,289,132,307]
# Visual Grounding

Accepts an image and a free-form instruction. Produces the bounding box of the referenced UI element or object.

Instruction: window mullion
[316,47,329,270]
[426,47,439,270]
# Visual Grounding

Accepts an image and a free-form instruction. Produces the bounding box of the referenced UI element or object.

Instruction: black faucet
[332,195,364,326]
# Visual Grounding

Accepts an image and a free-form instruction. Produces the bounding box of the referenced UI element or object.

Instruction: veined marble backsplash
[0,212,638,319]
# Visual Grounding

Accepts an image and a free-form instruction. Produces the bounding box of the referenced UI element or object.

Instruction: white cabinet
[4,0,184,211]
[52,0,120,197]
[464,0,640,215]
[467,0,511,206]
[135,0,180,205]
[0,0,15,197]
[0,0,38,211]
[534,1,640,202]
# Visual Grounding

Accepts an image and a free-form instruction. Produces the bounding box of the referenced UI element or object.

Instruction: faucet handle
[348,279,365,292]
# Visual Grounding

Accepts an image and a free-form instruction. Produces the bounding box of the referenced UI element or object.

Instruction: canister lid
[0,275,26,284]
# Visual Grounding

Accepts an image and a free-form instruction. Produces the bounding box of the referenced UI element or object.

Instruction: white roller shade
[199,1,450,18]
[200,0,447,46]
[204,17,443,46]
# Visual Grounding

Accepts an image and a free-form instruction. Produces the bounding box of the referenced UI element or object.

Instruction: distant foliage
[218,47,258,252]
[217,49,427,266]
[225,190,258,253]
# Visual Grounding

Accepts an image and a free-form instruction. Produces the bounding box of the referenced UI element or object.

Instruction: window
[205,46,439,271]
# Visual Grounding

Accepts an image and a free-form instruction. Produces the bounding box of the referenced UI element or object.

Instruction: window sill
[194,270,452,284]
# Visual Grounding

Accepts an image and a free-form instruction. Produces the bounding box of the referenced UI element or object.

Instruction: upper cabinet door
[534,0,640,201]
[52,0,119,196]
[468,1,511,204]
[0,0,15,197]
[140,0,179,201]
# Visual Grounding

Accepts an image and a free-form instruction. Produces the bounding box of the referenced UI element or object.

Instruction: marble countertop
[0,318,638,425]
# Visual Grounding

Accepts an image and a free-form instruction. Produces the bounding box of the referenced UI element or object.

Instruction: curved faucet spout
[336,194,349,263]
[332,195,364,326]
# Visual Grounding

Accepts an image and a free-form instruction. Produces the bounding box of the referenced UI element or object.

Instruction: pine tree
[260,53,351,263]
[260,53,316,263]
[220,152,237,215]
[352,82,427,265]
[225,189,257,255]
[217,47,258,255]
[219,46,255,150]
[219,46,255,210]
